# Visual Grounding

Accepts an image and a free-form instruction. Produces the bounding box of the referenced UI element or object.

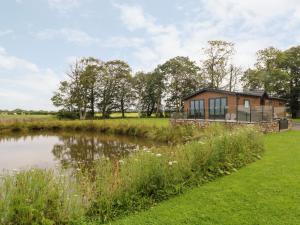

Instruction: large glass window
[209,97,227,119]
[190,100,205,118]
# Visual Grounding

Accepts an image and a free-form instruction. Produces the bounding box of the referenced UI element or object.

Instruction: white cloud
[0,29,13,37]
[35,28,145,49]
[0,47,61,110]
[48,0,80,14]
[0,47,39,72]
[114,1,300,71]
[114,3,183,70]
[35,28,99,45]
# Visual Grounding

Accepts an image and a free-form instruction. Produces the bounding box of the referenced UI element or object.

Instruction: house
[183,88,287,122]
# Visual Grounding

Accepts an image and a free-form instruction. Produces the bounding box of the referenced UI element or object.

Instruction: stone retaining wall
[170,119,292,133]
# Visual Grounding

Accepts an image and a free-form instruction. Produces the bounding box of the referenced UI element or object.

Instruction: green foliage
[156,56,202,112]
[0,169,84,225]
[81,126,263,223]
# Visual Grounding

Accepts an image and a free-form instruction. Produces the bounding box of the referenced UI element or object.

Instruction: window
[190,100,205,118]
[209,97,227,119]
[244,100,250,108]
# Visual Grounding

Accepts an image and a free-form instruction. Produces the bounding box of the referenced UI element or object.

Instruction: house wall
[183,91,264,120]
[184,91,285,120]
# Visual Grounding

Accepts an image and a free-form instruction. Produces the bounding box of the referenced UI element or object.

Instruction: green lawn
[112,131,300,225]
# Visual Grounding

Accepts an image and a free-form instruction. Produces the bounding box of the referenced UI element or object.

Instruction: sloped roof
[183,88,272,100]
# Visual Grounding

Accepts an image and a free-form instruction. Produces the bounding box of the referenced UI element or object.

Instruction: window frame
[209,97,227,119]
[189,99,205,119]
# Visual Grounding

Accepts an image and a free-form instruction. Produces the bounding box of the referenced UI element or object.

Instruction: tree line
[52,40,300,119]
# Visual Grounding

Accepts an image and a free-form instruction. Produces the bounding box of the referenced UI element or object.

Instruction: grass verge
[0,118,197,143]
[111,131,300,225]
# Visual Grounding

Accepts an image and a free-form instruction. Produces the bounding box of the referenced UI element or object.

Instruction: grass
[292,118,300,123]
[0,118,187,143]
[0,125,263,224]
[111,130,300,225]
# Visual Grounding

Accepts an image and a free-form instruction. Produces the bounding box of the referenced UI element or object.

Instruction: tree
[114,61,133,118]
[279,46,300,117]
[51,57,100,120]
[201,40,235,88]
[133,71,164,117]
[51,81,73,111]
[156,56,202,112]
[96,60,132,118]
[227,64,242,92]
[241,47,289,95]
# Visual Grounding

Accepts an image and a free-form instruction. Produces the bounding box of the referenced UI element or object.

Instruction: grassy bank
[0,118,194,143]
[0,126,263,224]
[112,131,300,225]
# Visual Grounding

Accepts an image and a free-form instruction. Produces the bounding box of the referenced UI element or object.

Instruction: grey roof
[183,88,286,101]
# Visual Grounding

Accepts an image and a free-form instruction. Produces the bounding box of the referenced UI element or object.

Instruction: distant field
[293,118,300,123]
[0,114,55,119]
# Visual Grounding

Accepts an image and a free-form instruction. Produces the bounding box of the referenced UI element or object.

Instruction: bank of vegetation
[0,124,264,224]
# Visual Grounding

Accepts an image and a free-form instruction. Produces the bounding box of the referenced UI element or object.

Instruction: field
[113,131,300,225]
[292,118,300,123]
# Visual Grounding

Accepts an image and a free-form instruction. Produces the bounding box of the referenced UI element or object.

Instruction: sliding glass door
[189,100,205,119]
[209,97,227,119]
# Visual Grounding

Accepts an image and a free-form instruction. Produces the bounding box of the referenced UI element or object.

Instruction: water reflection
[52,133,151,171]
[0,131,158,171]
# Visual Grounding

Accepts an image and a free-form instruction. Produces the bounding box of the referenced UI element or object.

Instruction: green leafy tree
[156,56,202,112]
[96,60,132,118]
[202,40,235,88]
[242,47,289,95]
[134,71,164,117]
[279,46,300,117]
[51,57,100,119]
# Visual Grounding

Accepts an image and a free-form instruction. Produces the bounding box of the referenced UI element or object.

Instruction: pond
[0,131,160,172]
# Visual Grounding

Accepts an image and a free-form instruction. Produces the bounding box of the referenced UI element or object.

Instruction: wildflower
[76,168,81,171]
[118,159,125,164]
[198,141,205,145]
[168,161,173,166]
[156,153,162,157]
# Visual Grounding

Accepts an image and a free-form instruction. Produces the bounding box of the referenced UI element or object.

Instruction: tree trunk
[91,88,95,119]
[121,99,125,118]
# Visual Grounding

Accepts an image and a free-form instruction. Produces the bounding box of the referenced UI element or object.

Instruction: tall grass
[0,170,84,225]
[0,119,195,143]
[0,126,263,224]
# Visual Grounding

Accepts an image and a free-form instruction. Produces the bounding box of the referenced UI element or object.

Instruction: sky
[1,0,300,110]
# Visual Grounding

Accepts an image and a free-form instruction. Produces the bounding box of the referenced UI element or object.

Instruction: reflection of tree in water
[52,134,149,171]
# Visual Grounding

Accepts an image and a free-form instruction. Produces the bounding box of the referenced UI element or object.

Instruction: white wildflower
[118,160,125,164]
[168,161,173,166]
[156,153,162,157]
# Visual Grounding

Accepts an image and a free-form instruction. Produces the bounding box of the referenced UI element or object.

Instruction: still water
[0,132,159,171]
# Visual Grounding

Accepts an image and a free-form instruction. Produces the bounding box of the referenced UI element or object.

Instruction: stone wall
[170,119,292,133]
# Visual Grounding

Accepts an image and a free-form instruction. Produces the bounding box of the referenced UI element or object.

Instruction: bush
[56,111,79,120]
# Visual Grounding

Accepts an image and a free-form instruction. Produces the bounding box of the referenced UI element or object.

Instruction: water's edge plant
[0,122,264,224]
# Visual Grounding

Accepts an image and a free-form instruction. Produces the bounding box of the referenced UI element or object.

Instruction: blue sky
[1,0,300,110]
